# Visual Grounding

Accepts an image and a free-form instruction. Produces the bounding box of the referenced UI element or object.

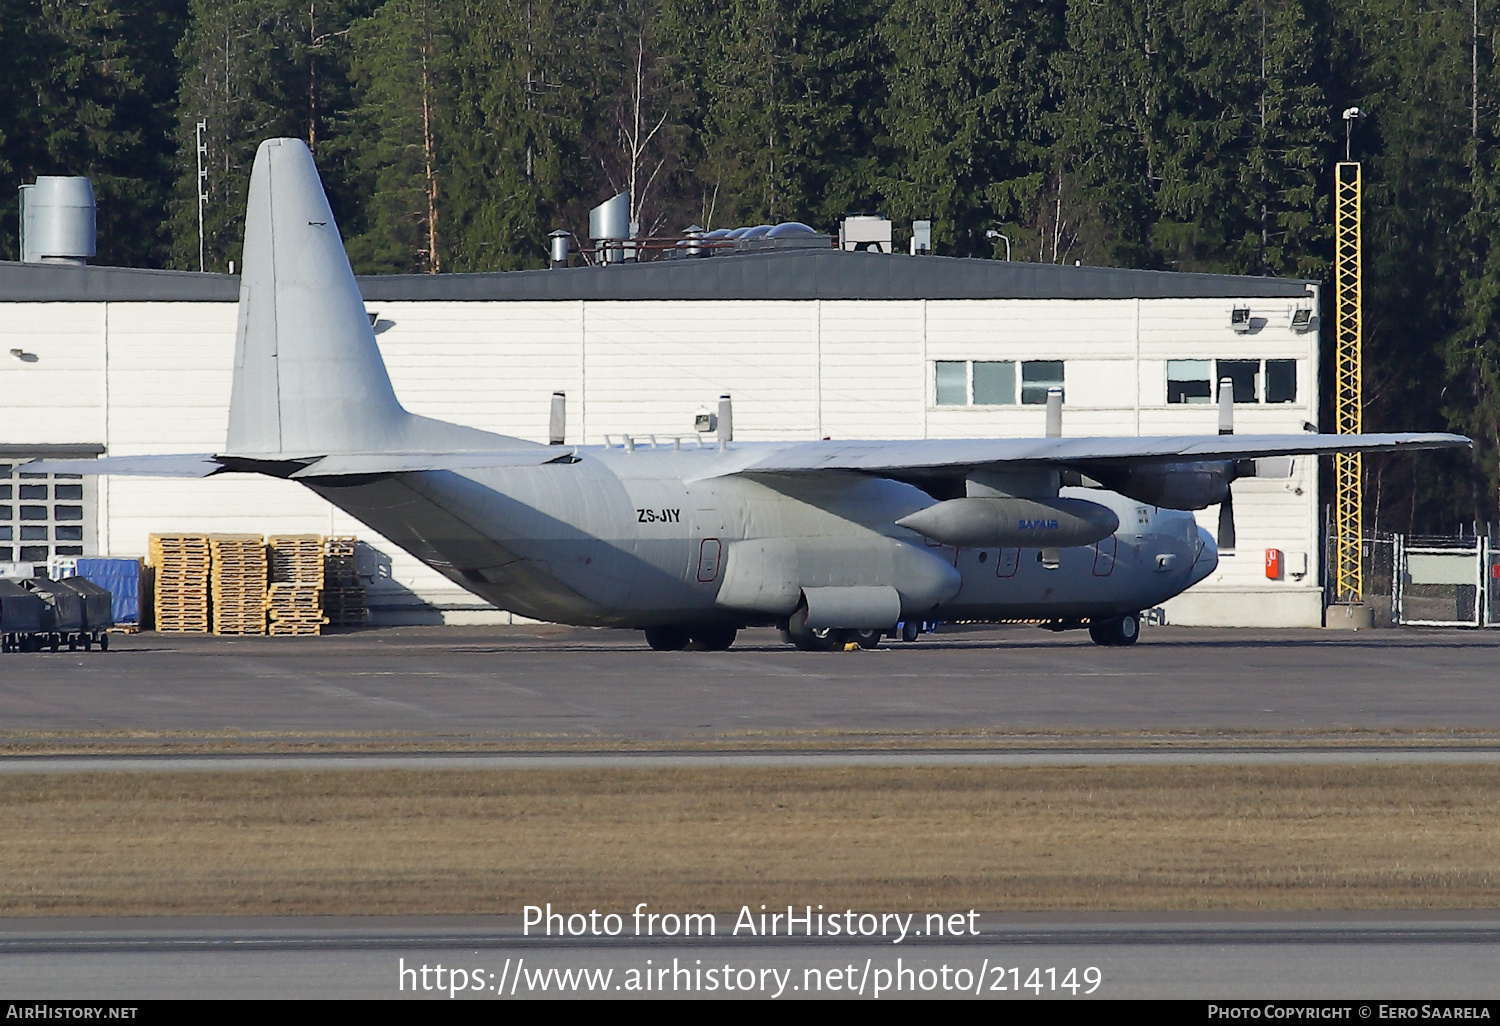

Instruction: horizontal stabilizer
[286,450,576,477]
[21,454,225,478]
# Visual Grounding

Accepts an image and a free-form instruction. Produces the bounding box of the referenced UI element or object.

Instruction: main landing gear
[782,604,884,651]
[1088,611,1141,647]
[643,625,738,651]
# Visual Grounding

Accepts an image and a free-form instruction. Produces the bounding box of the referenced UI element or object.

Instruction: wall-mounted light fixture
[1231,307,1252,333]
[1290,307,1315,332]
[9,348,38,363]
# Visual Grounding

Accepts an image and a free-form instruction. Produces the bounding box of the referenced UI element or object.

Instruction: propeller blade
[1217,489,1236,549]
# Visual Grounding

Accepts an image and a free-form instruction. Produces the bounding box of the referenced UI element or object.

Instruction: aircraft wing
[707,432,1470,478]
[21,449,574,479]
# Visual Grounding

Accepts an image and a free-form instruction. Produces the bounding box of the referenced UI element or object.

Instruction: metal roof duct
[19,177,96,264]
[588,191,630,264]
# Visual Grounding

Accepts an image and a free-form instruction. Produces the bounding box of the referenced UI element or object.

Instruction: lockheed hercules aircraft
[31,139,1469,650]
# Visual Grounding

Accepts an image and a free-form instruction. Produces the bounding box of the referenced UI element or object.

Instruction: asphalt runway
[2,915,1497,999]
[5,626,1499,1001]
[1,624,1498,741]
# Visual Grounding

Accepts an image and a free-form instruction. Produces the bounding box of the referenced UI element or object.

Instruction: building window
[1020,361,1065,405]
[934,360,1063,406]
[1218,360,1260,403]
[1167,360,1213,403]
[935,361,968,405]
[1266,359,1297,403]
[972,361,1017,405]
[1168,359,1299,404]
[0,460,92,565]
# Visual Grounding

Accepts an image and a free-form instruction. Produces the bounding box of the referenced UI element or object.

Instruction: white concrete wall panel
[817,301,924,439]
[0,302,106,444]
[0,285,1327,626]
[374,300,584,443]
[105,302,237,450]
[582,301,819,443]
[926,299,1135,360]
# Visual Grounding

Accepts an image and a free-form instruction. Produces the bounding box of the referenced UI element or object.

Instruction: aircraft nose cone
[1189,526,1218,586]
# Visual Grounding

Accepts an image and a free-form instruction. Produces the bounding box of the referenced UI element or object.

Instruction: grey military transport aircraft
[29,139,1469,650]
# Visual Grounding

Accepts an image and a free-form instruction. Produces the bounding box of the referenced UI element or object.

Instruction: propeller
[1217,490,1236,550]
[1217,376,1236,549]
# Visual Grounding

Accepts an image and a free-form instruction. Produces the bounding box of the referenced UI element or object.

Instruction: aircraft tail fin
[226,138,520,457]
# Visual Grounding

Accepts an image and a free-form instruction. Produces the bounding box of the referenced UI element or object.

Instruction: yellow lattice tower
[1334,162,1363,603]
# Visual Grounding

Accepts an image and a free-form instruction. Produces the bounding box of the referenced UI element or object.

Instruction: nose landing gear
[1088,611,1141,647]
[643,625,739,651]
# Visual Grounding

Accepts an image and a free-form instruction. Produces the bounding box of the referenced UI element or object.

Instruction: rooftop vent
[910,219,932,255]
[588,191,631,264]
[19,177,95,265]
[839,213,892,254]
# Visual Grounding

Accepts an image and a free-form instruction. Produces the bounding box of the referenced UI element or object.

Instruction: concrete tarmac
[1,624,1499,740]
[2,914,1498,999]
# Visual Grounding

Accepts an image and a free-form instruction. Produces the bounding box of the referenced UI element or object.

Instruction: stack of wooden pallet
[209,535,267,635]
[266,534,326,636]
[149,534,211,633]
[322,536,367,627]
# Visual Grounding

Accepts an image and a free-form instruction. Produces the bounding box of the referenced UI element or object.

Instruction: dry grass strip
[2,727,1499,758]
[3,764,1499,915]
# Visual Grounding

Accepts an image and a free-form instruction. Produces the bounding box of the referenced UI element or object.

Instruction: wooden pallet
[150,534,211,634]
[210,534,267,636]
[322,588,367,627]
[321,537,365,626]
[266,583,325,636]
[268,535,325,585]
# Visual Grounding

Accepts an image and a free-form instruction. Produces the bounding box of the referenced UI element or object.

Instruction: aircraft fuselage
[306,442,1217,629]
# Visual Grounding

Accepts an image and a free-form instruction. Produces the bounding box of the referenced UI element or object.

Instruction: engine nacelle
[1084,460,1235,510]
[895,496,1119,548]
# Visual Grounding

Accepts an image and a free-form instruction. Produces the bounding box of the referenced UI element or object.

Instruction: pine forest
[0,0,1497,529]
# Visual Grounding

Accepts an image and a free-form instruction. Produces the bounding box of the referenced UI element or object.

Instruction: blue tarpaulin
[74,558,141,625]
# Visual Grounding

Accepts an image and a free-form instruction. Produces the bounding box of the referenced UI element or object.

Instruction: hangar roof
[0,250,1317,303]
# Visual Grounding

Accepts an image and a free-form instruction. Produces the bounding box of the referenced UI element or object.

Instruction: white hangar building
[0,248,1324,627]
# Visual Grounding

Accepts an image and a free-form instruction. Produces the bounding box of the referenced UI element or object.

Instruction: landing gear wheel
[691,626,737,651]
[644,626,692,651]
[786,604,842,652]
[900,620,921,643]
[1088,612,1141,647]
[82,637,92,651]
[851,629,882,650]
[68,637,77,652]
[99,634,109,652]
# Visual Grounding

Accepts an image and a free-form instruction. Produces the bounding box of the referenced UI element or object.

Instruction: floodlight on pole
[1334,106,1366,608]
[1341,107,1366,162]
[985,228,1012,261]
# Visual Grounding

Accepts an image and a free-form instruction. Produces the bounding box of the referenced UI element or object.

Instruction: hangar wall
[0,260,1323,627]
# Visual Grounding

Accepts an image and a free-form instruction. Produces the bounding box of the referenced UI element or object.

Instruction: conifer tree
[876,0,1060,256]
[0,0,186,267]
